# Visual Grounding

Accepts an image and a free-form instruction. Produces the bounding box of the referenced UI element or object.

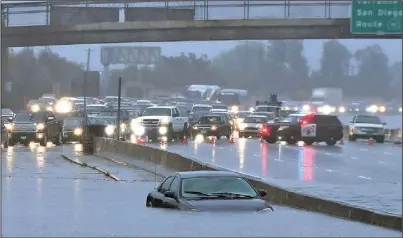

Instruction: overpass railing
[1,0,351,27]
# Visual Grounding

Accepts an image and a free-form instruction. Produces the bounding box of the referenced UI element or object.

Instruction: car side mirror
[164,191,176,199]
[258,189,267,197]
[382,122,387,125]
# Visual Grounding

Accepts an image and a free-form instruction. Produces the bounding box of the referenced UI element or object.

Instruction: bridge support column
[101,64,110,97]
[1,46,10,107]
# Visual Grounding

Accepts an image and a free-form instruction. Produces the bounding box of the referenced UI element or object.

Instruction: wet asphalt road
[2,144,401,237]
[145,137,402,215]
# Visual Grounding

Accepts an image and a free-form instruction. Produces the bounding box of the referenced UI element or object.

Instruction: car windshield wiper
[210,192,255,199]
[183,191,220,198]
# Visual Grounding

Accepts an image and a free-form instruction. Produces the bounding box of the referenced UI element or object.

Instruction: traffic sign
[351,1,402,34]
[100,46,161,66]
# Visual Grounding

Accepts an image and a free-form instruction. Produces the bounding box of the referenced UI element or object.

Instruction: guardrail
[2,0,351,27]
[93,137,402,231]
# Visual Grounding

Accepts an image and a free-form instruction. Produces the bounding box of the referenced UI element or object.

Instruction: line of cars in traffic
[1,94,391,147]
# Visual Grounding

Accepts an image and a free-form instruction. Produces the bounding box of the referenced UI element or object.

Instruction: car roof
[147,106,175,109]
[176,171,240,179]
[193,104,212,107]
[246,115,267,118]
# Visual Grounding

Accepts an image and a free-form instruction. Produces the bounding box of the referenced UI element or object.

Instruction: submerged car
[146,171,273,212]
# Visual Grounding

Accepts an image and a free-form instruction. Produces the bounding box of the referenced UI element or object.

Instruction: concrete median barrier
[93,137,401,231]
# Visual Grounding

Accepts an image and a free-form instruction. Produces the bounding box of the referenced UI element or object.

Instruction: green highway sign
[351,0,402,34]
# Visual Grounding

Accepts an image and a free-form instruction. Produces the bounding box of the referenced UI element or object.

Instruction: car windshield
[282,115,302,124]
[142,108,171,116]
[192,106,212,113]
[244,117,267,123]
[14,111,44,122]
[212,105,227,110]
[1,108,13,115]
[198,116,223,124]
[181,176,258,199]
[63,118,83,127]
[355,116,382,124]
[89,117,116,125]
[252,112,274,120]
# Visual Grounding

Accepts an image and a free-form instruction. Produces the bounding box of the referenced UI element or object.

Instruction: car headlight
[105,125,115,135]
[258,207,273,212]
[379,106,386,113]
[239,124,246,130]
[231,105,239,113]
[338,106,346,113]
[120,123,127,132]
[211,125,217,130]
[159,127,168,135]
[7,123,14,131]
[46,106,53,111]
[36,123,45,131]
[74,128,83,135]
[193,126,198,130]
[160,119,169,125]
[249,107,255,112]
[133,126,145,136]
[31,104,40,112]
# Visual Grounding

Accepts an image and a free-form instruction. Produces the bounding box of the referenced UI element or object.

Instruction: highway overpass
[2,18,401,47]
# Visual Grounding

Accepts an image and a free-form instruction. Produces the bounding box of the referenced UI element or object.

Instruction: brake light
[300,113,315,125]
[259,124,271,136]
[26,104,31,110]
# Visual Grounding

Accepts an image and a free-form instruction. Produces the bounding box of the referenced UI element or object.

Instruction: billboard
[124,7,195,21]
[101,46,161,65]
[50,6,119,25]
[70,71,100,97]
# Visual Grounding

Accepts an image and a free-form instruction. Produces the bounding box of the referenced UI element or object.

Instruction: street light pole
[83,48,92,138]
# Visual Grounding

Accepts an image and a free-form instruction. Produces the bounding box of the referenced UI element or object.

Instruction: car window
[355,115,381,124]
[14,111,45,122]
[169,176,181,193]
[158,176,174,193]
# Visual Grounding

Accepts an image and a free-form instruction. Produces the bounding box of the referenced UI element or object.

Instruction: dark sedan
[191,115,232,139]
[146,171,273,212]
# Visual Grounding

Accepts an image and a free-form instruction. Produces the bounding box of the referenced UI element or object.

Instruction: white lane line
[253,154,260,157]
[378,161,387,165]
[358,176,372,180]
[350,156,359,160]
[383,151,392,155]
[325,169,333,172]
[359,148,368,151]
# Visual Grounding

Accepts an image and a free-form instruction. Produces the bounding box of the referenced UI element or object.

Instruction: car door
[154,176,175,207]
[171,108,181,131]
[163,176,181,209]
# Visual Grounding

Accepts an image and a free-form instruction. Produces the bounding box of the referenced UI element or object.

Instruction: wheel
[376,136,385,144]
[54,132,62,146]
[264,137,277,144]
[325,137,337,146]
[8,139,15,147]
[167,124,174,142]
[286,138,297,145]
[3,140,8,148]
[348,134,356,142]
[226,130,231,139]
[303,139,315,146]
[40,133,48,147]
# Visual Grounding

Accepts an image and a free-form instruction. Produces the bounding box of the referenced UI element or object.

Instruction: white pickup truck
[348,115,386,143]
[131,106,189,140]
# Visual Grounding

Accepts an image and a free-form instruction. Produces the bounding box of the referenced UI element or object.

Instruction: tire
[8,139,15,147]
[167,124,174,142]
[226,130,231,139]
[376,136,385,144]
[54,132,62,146]
[326,137,337,146]
[182,123,188,139]
[348,134,356,142]
[3,140,8,148]
[286,138,297,145]
[265,137,277,144]
[303,139,315,146]
[40,133,48,147]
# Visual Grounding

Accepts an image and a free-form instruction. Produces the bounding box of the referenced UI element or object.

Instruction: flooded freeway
[2,144,401,237]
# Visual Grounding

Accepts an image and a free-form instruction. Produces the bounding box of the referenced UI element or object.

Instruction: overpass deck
[3,18,401,47]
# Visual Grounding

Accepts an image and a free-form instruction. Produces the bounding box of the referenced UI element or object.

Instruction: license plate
[20,136,27,140]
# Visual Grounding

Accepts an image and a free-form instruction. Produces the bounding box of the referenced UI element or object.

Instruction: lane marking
[383,151,392,155]
[358,175,371,180]
[253,154,260,157]
[377,161,387,165]
[350,156,358,160]
[325,169,333,172]
[359,148,368,152]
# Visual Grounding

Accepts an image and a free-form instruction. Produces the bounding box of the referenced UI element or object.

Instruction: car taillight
[259,124,271,135]
[26,105,31,110]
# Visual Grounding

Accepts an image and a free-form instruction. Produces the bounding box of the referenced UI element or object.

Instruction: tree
[213,42,266,91]
[318,40,352,88]
[354,44,391,99]
[389,61,402,100]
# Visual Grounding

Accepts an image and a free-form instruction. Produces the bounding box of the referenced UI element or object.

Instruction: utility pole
[83,48,92,138]
[116,77,122,140]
